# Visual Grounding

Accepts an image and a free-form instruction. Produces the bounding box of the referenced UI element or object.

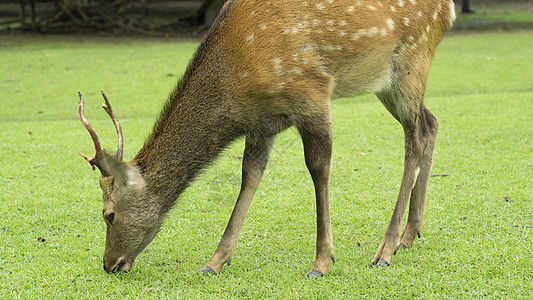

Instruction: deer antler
[78,91,124,175]
[101,91,124,161]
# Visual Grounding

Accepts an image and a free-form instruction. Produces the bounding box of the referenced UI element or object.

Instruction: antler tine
[78,91,102,171]
[101,91,124,161]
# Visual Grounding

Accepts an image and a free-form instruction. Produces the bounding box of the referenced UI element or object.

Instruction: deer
[78,0,455,278]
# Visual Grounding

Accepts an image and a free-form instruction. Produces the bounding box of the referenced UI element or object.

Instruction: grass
[1,30,532,298]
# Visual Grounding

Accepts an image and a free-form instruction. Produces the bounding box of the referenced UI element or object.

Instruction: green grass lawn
[1,31,532,298]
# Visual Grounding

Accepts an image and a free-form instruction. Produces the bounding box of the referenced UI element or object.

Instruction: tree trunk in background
[18,0,37,23]
[62,0,82,9]
[18,0,26,21]
[201,0,225,25]
[462,0,474,14]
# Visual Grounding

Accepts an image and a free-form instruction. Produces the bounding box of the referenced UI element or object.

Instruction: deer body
[79,0,455,277]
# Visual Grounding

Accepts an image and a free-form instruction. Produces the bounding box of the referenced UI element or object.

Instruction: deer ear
[99,151,144,187]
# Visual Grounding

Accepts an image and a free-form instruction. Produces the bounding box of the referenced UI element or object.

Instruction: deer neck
[133,68,241,209]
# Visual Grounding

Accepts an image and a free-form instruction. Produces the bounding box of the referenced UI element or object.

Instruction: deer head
[78,91,161,272]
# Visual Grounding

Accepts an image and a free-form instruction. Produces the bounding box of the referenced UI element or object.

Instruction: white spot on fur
[272,58,283,75]
[426,24,431,32]
[297,21,310,29]
[447,1,457,29]
[433,8,439,20]
[338,20,347,26]
[380,28,388,36]
[398,0,404,7]
[287,67,303,75]
[292,54,301,63]
[323,45,343,51]
[419,32,428,42]
[386,18,395,31]
[246,34,254,43]
[312,19,320,26]
[390,6,396,12]
[339,30,347,36]
[367,5,376,10]
[408,0,416,4]
[316,3,324,10]
[301,2,308,6]
[403,17,410,26]
[300,44,313,53]
[351,33,360,40]
[238,71,249,79]
[347,6,354,12]
[417,11,422,18]
[259,24,267,30]
[368,27,379,36]
[326,20,335,26]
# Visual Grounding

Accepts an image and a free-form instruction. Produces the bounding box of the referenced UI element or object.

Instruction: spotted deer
[78,0,455,277]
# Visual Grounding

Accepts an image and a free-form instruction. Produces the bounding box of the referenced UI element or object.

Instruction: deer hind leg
[372,71,438,266]
[199,135,275,275]
[296,108,335,278]
[398,106,438,250]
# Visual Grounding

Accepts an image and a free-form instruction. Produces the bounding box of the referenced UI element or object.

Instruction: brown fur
[80,0,455,275]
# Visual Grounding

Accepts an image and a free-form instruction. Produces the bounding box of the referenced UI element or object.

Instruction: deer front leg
[199,135,274,275]
[298,121,335,278]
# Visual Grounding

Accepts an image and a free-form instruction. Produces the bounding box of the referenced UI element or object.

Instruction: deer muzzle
[103,256,132,273]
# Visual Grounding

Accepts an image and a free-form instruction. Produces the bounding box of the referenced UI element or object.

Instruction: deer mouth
[103,256,133,273]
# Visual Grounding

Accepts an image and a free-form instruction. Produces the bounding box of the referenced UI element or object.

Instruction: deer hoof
[371,258,390,267]
[394,243,408,255]
[305,269,324,278]
[197,266,217,276]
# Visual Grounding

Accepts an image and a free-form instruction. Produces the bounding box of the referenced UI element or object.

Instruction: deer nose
[103,257,114,273]
[103,258,111,273]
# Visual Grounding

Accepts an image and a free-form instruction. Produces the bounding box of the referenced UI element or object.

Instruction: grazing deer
[78,0,455,277]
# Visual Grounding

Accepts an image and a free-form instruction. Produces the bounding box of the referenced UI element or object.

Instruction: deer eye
[105,213,116,225]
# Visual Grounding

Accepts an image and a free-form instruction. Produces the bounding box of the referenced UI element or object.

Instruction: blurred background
[1,0,532,36]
